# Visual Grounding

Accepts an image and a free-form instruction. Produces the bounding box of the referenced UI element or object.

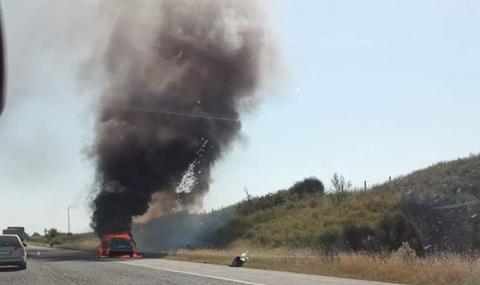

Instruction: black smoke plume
[91,0,273,236]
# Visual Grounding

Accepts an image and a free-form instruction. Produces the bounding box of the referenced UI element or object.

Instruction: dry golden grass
[57,238,99,251]
[167,246,480,285]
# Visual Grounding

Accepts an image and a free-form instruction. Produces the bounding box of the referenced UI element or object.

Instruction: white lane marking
[121,261,268,285]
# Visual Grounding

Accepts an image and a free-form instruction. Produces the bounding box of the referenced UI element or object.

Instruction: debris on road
[231,252,249,267]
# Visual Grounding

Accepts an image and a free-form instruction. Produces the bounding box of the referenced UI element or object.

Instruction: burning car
[96,233,141,258]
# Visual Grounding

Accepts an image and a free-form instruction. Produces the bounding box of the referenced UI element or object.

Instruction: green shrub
[342,223,376,252]
[289,177,325,196]
[377,212,424,256]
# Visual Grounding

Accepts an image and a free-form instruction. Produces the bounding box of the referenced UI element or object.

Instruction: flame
[96,232,141,258]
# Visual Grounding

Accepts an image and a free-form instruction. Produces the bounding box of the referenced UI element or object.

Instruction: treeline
[29,229,96,247]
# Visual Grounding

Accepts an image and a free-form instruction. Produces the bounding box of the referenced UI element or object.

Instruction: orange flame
[96,232,141,258]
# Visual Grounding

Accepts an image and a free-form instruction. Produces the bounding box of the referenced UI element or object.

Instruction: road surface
[0,246,399,285]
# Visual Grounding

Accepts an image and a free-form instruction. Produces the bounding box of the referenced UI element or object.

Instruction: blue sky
[1,0,479,233]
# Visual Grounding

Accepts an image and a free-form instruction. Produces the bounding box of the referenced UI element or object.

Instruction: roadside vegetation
[29,230,98,251]
[201,155,480,257]
[169,244,480,285]
[209,178,415,253]
[34,154,480,285]
[154,154,480,284]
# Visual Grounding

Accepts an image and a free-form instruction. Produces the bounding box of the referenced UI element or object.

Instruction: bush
[290,177,325,196]
[45,228,60,247]
[316,230,340,254]
[377,212,424,256]
[391,242,417,264]
[342,223,376,252]
[49,236,64,247]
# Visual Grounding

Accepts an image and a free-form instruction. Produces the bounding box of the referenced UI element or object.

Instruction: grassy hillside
[391,154,480,252]
[135,180,420,254]
[135,154,480,255]
[42,154,480,256]
[208,187,405,251]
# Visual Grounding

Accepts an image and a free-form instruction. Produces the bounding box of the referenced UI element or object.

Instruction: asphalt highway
[0,246,399,285]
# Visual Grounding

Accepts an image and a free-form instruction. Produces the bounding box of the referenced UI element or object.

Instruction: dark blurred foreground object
[0,4,5,116]
[231,252,249,267]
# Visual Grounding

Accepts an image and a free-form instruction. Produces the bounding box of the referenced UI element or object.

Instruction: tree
[44,228,62,247]
[290,177,325,196]
[330,173,351,203]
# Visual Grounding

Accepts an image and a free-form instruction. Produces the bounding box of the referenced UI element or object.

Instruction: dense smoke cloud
[91,0,274,236]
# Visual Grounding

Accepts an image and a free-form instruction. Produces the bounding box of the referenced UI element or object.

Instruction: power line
[102,105,239,122]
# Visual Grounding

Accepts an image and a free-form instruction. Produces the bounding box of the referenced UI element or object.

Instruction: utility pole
[364,180,367,191]
[67,206,71,234]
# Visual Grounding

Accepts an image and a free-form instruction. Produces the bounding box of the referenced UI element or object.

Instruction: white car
[0,235,27,270]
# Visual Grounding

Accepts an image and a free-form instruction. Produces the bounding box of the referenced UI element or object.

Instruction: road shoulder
[119,258,401,285]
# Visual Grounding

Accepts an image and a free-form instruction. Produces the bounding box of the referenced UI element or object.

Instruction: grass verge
[166,247,480,285]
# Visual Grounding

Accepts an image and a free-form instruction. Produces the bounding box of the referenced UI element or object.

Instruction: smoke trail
[90,0,274,236]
